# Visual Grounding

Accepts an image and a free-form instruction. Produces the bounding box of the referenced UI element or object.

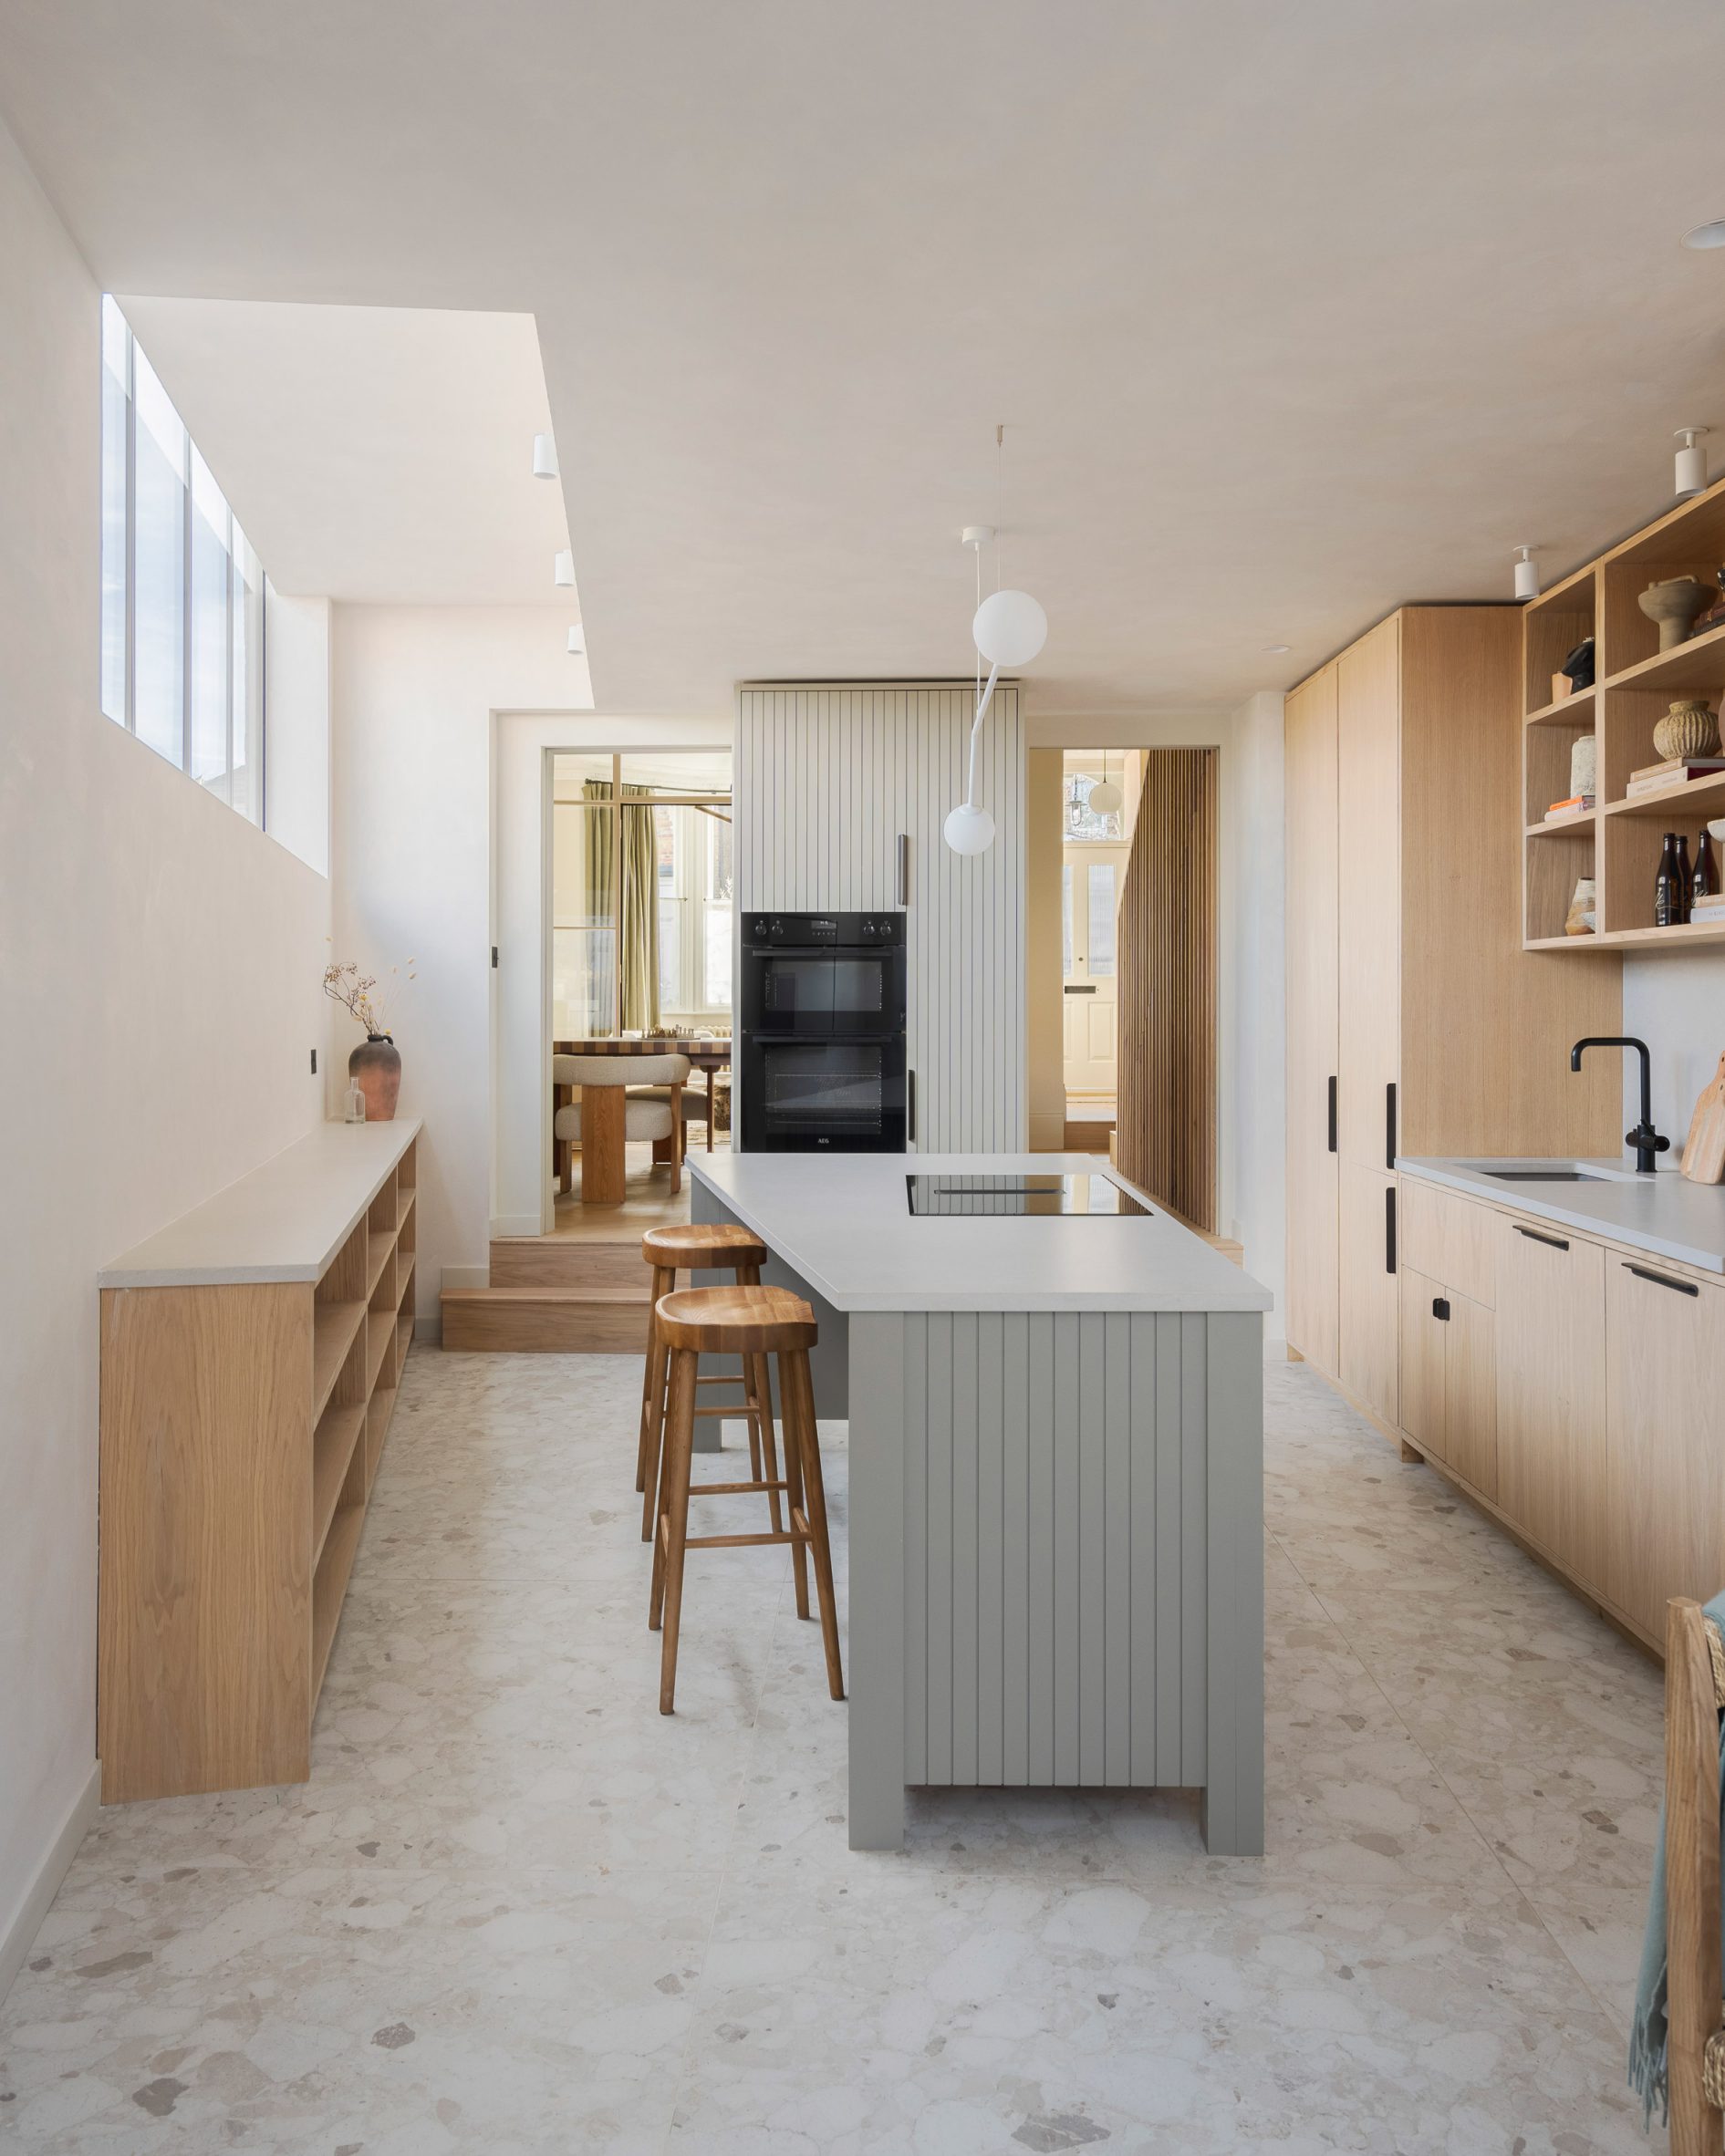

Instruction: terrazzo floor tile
[0,1348,1667,2152]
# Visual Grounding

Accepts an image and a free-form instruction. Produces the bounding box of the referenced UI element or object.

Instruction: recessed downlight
[1263,643,1291,654]
[1682,219,1725,251]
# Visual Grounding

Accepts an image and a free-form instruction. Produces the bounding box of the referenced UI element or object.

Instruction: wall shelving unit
[99,1123,420,1803]
[1522,473,1725,948]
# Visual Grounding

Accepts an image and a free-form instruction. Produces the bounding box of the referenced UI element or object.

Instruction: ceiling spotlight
[1682,220,1725,251]
[1512,546,1539,601]
[554,549,574,586]
[532,433,558,481]
[566,627,584,656]
[1676,427,1711,498]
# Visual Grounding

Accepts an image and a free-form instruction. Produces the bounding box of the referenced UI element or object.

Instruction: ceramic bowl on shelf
[1709,819,1725,845]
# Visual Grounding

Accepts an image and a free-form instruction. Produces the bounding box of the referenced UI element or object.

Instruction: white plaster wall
[1622,947,1725,1160]
[328,608,727,1286]
[0,119,330,1990]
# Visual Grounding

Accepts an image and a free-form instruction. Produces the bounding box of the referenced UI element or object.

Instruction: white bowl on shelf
[1709,818,1725,843]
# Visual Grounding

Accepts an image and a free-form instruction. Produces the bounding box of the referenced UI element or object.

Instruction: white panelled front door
[1062,842,1125,1096]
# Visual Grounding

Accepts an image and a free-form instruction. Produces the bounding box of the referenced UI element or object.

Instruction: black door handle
[1432,1296,1450,1322]
[1327,1076,1337,1154]
[1385,1187,1397,1275]
[1386,1082,1398,1171]
[1513,1224,1570,1252]
[1625,1261,1699,1297]
[1064,984,1096,995]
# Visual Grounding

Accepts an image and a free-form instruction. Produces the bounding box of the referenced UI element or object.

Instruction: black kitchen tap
[1570,1036,1669,1174]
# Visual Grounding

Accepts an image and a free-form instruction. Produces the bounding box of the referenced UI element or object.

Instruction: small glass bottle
[343,1078,369,1125]
[1676,834,1694,924]
[1694,828,1718,905]
[1655,833,1682,928]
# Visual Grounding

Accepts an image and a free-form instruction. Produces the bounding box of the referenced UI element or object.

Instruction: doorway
[546,747,734,1230]
[1060,751,1132,1150]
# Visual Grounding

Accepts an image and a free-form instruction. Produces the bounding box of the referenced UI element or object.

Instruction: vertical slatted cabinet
[100,1135,419,1803]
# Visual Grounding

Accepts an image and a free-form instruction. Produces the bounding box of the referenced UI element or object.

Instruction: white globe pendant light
[943,802,997,854]
[1086,752,1123,817]
[972,587,1047,669]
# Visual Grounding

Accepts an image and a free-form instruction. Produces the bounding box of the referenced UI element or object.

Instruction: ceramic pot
[1653,698,1722,762]
[1639,576,1709,651]
[348,1034,401,1121]
[1569,733,1597,800]
[1565,877,1596,937]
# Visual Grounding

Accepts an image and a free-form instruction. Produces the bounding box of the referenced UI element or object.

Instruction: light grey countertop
[1398,1155,1725,1275]
[690,1151,1273,1314]
[100,1119,423,1288]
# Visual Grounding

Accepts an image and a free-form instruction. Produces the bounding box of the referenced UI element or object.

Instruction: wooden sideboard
[98,1121,421,1802]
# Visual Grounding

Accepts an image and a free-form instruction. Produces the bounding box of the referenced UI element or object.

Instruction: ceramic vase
[1565,877,1596,937]
[348,1034,401,1121]
[1653,699,1722,762]
[1569,734,1597,800]
[1639,576,1709,651]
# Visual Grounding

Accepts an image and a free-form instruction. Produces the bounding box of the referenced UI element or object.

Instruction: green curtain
[583,782,660,1032]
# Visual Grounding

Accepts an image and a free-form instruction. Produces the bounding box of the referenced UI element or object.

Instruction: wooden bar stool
[648,1284,843,1715]
[637,1224,779,1545]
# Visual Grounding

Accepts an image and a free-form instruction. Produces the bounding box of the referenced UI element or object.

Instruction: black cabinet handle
[907,1068,916,1145]
[1327,1076,1338,1155]
[1513,1224,1570,1252]
[1626,1261,1699,1298]
[1386,1082,1398,1171]
[1432,1296,1450,1322]
[1385,1187,1397,1275]
[1064,984,1096,995]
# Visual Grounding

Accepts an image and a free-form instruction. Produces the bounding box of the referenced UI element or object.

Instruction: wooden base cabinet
[1283,606,1619,1414]
[1399,1270,1498,1500]
[1493,1220,1607,1593]
[1604,1259,1725,1642]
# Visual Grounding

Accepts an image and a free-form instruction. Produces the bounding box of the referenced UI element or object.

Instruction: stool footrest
[694,1373,744,1386]
[684,1529,801,1550]
[691,1402,760,1421]
[693,1477,789,1497]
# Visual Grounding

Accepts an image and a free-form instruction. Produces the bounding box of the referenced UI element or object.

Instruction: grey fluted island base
[691,1153,1268,1856]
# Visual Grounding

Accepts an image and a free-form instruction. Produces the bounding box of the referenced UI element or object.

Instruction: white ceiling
[5,1,1725,714]
[118,298,572,607]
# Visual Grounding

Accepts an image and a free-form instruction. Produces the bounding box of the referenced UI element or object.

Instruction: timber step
[442,1284,653,1354]
[488,1237,655,1290]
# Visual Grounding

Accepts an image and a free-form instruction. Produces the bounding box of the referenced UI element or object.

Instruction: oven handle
[747,944,899,958]
[745,1031,904,1045]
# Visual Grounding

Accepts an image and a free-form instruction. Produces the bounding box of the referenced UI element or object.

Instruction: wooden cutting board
[1681,1052,1725,1183]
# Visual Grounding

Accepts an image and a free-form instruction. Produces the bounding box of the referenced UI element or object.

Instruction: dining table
[553,1035,732,1205]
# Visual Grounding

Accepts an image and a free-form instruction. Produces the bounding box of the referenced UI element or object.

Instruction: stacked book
[1544,794,1595,823]
[1626,756,1725,798]
[1693,891,1725,921]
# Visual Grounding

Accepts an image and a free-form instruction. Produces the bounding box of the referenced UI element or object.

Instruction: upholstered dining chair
[553,1052,691,1204]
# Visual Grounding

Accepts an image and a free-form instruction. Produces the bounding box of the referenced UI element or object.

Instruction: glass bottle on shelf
[1655,833,1682,928]
[343,1078,369,1124]
[1694,829,1718,906]
[1676,834,1695,924]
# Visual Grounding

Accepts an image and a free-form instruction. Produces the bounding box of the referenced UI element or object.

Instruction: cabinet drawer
[1398,1178,1499,1308]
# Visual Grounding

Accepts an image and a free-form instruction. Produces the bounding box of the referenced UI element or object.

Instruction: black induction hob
[905,1173,1149,1218]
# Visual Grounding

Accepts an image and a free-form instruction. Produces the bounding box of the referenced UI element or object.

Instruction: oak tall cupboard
[1283,606,1622,1425]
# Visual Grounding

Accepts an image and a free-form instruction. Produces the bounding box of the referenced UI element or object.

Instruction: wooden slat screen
[1116,749,1219,1231]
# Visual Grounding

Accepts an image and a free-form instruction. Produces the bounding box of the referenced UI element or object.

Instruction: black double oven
[739,911,907,1152]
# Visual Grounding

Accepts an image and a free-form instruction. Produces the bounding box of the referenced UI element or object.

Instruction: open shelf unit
[1522,474,1725,948]
[99,1125,420,1803]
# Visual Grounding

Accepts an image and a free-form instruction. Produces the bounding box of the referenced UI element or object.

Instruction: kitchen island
[690,1152,1273,1853]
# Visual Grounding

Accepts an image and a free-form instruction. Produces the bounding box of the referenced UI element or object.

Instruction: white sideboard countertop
[690,1151,1272,1314]
[99,1119,423,1289]
[1398,1156,1725,1274]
